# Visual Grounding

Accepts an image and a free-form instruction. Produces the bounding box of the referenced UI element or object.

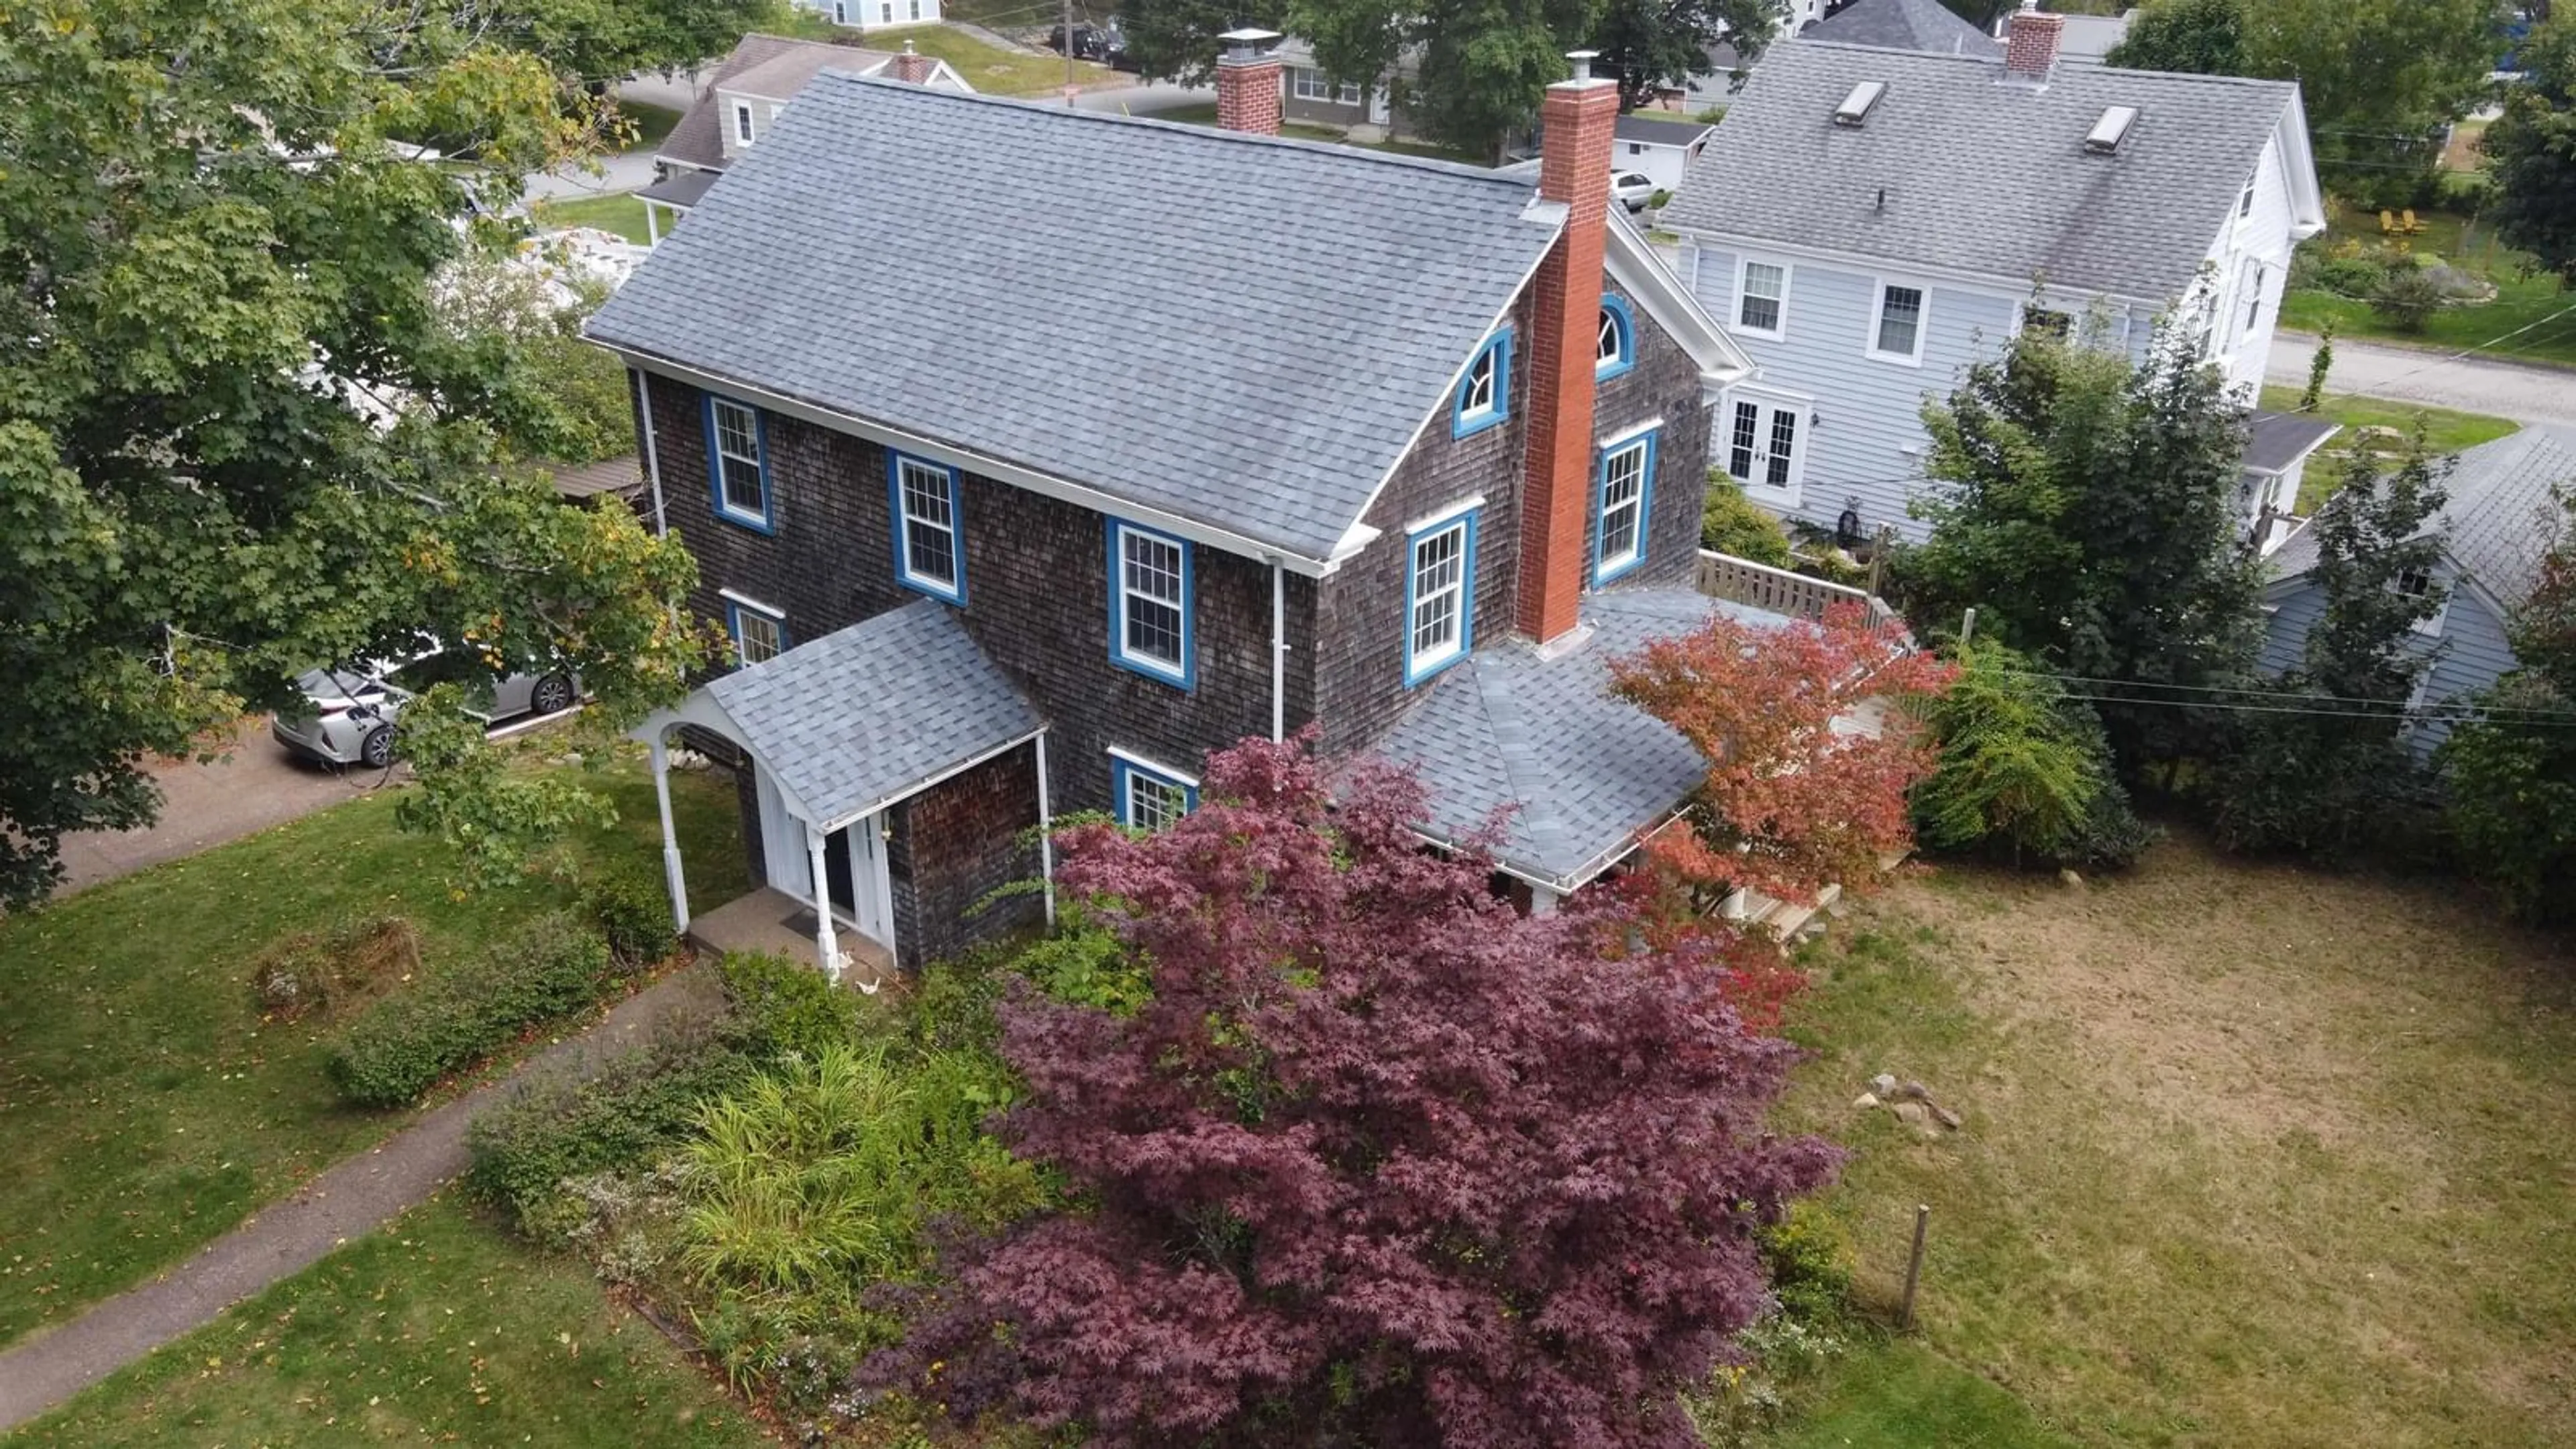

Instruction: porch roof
[679,599,1042,830]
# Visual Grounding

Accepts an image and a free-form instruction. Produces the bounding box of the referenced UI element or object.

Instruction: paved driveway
[2268,331,2576,427]
[55,717,396,896]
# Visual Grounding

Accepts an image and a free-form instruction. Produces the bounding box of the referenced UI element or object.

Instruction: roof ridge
[1790,36,2300,93]
[810,71,1538,189]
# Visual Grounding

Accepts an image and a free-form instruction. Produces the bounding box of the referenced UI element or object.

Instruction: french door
[1725,394,1808,499]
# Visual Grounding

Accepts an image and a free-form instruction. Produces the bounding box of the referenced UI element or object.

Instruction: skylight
[2084,105,2139,155]
[1833,81,1886,128]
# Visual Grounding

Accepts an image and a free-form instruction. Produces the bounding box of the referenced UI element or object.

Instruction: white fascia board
[1672,225,2171,311]
[1605,209,1753,391]
[596,344,1336,578]
[2275,95,2329,240]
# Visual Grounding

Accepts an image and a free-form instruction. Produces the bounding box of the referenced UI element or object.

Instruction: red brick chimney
[2002,1,2064,84]
[890,40,935,86]
[1516,51,1619,647]
[1215,28,1283,136]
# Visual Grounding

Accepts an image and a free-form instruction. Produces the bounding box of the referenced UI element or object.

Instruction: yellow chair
[2379,209,2398,234]
[2400,207,2424,235]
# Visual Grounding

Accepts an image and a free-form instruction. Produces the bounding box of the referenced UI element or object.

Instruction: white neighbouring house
[796,0,942,34]
[1661,7,2326,547]
[637,34,973,242]
[1613,114,1715,194]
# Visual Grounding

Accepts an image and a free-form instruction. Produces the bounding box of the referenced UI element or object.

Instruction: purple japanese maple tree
[865,735,1841,1447]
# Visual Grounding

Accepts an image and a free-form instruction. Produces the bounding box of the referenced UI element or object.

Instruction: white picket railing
[1693,549,1907,640]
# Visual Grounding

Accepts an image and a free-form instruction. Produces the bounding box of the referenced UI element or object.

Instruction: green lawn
[5,1194,765,1448]
[611,99,682,154]
[864,23,1114,98]
[535,193,655,245]
[1754,1338,2077,1449]
[0,759,744,1348]
[2280,202,2576,368]
[2253,384,2521,512]
[1771,837,2576,1446]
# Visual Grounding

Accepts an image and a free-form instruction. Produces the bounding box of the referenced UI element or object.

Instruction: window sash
[735,609,783,665]
[1599,441,1648,569]
[1597,309,1621,365]
[1117,527,1187,674]
[1461,352,1495,415]
[1875,285,1924,358]
[1764,410,1796,489]
[1124,771,1189,833]
[1739,262,1784,333]
[1729,402,1760,480]
[734,105,753,143]
[896,458,959,591]
[711,400,763,519]
[1409,523,1468,667]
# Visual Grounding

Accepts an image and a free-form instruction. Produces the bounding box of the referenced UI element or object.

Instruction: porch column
[1034,732,1057,926]
[806,823,842,983]
[644,201,661,246]
[649,732,690,934]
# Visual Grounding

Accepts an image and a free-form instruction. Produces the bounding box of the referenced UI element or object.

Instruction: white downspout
[1269,557,1287,743]
[635,367,669,537]
[1034,732,1057,926]
[649,731,690,933]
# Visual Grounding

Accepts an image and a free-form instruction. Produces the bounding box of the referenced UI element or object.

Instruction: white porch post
[806,823,842,983]
[644,201,661,246]
[1528,884,1560,917]
[1034,732,1057,926]
[649,732,690,934]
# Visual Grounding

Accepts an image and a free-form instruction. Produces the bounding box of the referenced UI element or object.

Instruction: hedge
[325,911,614,1108]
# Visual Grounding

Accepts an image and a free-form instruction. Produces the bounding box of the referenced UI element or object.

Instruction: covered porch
[635,599,1053,989]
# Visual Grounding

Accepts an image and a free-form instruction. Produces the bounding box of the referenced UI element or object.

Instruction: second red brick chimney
[890,40,935,86]
[1216,28,1283,136]
[1516,51,1619,647]
[2002,1,2065,84]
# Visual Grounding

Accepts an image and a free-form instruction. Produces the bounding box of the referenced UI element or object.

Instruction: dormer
[716,89,787,159]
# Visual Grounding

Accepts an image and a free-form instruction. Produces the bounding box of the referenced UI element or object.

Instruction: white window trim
[1110,521,1191,684]
[1106,745,1200,789]
[720,589,787,665]
[1721,386,1810,504]
[1403,494,1487,537]
[709,397,766,525]
[892,453,965,602]
[733,103,755,144]
[1731,256,1790,341]
[1866,278,1929,366]
[1405,512,1475,682]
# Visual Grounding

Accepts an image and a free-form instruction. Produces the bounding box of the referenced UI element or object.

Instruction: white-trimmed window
[734,103,755,144]
[1595,427,1658,583]
[2396,564,2448,636]
[1112,751,1197,833]
[705,396,770,529]
[724,593,787,665]
[890,452,965,603]
[2239,172,2257,218]
[1291,68,1362,104]
[1110,521,1192,686]
[1869,281,1927,364]
[1596,294,1635,377]
[1405,507,1478,684]
[2240,258,2265,335]
[1736,260,1787,337]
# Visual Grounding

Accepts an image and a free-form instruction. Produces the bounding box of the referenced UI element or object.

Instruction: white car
[1611,170,1660,213]
[271,651,578,769]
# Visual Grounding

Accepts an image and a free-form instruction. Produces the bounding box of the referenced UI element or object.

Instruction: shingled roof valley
[1662,41,2300,301]
[593,74,1560,561]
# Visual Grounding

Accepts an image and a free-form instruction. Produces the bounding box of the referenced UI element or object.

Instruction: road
[2267,330,2576,427]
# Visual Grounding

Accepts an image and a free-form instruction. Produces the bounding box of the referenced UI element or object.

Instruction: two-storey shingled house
[592,38,1762,983]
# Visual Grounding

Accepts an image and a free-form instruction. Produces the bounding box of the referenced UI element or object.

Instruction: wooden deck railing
[1694,549,1908,640]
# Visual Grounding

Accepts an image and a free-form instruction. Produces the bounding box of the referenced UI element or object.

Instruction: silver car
[271,652,578,768]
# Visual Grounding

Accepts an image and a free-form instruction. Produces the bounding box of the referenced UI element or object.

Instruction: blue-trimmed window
[1108,520,1193,688]
[1111,751,1197,833]
[1593,428,1659,584]
[888,451,966,604]
[723,593,788,665]
[703,395,772,531]
[1452,329,1512,438]
[1404,506,1479,685]
[1595,294,1635,378]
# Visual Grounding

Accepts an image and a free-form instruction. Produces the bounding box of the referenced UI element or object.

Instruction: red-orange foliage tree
[861,735,1842,1448]
[1609,603,1953,910]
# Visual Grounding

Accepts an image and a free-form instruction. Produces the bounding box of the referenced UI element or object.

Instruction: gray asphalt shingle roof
[2243,411,2341,474]
[1804,0,2000,57]
[657,34,822,172]
[1370,588,1795,886]
[1663,42,2301,300]
[1614,114,1712,147]
[704,600,1042,828]
[592,74,1561,560]
[2267,424,2575,611]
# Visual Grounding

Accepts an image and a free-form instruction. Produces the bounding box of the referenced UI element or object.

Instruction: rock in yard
[1894,1080,1932,1104]
[1853,1092,1880,1110]
[1870,1073,1898,1097]
[1892,1100,1930,1126]
[2059,868,2084,888]
[1933,1106,1964,1130]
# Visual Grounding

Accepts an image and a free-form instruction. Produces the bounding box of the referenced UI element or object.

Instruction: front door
[820,814,890,949]
[1725,395,1808,500]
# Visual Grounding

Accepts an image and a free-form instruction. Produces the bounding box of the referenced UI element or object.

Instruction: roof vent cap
[1833,80,1887,127]
[2084,105,2139,154]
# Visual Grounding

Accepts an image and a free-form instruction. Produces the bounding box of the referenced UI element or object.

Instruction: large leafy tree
[2206,442,2449,856]
[462,0,786,87]
[1590,0,1778,112]
[864,736,1842,1446]
[1120,0,1290,85]
[2104,0,2246,75]
[2443,486,2576,920]
[1293,0,1601,159]
[2488,19,2576,286]
[0,0,712,904]
[1897,321,2267,775]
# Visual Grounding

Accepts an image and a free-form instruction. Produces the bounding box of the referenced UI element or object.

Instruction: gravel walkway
[0,972,708,1432]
